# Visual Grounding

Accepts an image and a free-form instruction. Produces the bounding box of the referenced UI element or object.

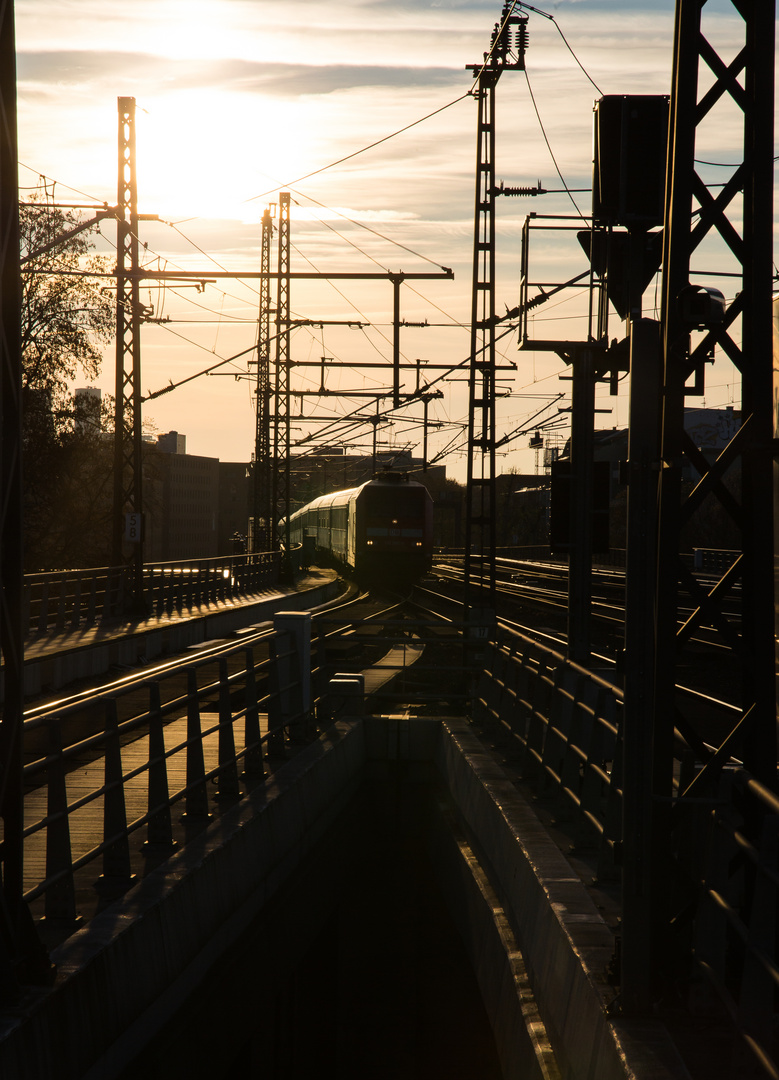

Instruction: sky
[14,0,761,482]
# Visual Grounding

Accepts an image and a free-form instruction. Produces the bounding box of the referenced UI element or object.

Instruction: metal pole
[620,315,662,1011]
[252,207,273,553]
[112,97,145,613]
[274,193,292,574]
[392,275,401,409]
[567,347,595,663]
[464,68,498,618]
[0,0,51,991]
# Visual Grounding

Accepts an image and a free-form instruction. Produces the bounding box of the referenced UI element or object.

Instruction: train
[286,472,434,581]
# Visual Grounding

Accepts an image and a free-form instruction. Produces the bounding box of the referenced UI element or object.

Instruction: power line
[245,93,471,205]
[523,67,586,222]
[517,3,604,95]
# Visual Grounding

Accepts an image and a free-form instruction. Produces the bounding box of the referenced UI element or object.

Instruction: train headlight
[416,541,422,547]
[367,540,373,546]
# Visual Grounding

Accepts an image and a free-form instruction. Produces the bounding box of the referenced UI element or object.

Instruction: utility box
[592,95,669,228]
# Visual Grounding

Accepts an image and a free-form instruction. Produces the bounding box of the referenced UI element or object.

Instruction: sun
[135,90,331,223]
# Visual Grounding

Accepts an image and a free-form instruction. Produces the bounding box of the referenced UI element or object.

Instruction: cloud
[14,0,759,476]
[19,49,461,94]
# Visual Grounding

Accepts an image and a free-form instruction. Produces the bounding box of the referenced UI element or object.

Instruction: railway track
[21,583,391,747]
[432,557,742,699]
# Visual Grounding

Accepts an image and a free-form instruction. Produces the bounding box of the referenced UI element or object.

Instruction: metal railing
[473,622,779,1078]
[13,619,324,936]
[689,768,779,1077]
[473,625,624,880]
[21,551,282,638]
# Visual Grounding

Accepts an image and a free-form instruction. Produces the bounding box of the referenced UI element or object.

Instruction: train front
[352,474,433,582]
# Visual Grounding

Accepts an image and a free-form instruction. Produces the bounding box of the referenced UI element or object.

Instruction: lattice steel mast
[272,192,292,564]
[622,0,777,1016]
[111,97,145,611]
[251,206,274,552]
[0,0,52,992]
[464,4,527,615]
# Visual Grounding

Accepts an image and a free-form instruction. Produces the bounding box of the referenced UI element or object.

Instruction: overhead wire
[516,3,603,95]
[20,2,609,469]
[288,189,449,272]
[245,92,471,208]
[523,67,587,222]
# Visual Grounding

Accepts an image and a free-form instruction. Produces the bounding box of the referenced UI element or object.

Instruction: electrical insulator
[516,21,529,54]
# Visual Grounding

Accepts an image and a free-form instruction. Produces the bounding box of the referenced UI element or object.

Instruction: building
[218,461,252,553]
[74,386,102,434]
[146,434,220,560]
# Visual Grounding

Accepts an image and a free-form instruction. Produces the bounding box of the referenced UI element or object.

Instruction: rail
[21,550,283,639]
[473,622,778,1078]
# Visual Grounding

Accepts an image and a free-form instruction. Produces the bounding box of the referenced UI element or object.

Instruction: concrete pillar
[273,611,311,737]
[328,673,365,718]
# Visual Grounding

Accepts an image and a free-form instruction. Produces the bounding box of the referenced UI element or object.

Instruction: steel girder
[622,0,777,1016]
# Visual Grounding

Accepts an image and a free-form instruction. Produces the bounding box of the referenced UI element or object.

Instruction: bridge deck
[20,567,338,664]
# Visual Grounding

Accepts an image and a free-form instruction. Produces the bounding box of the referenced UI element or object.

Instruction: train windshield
[361,486,423,518]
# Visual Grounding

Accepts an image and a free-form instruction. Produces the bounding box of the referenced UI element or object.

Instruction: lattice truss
[464,3,528,608]
[656,0,776,780]
[112,97,144,569]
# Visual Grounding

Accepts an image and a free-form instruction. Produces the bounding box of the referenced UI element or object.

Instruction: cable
[245,93,471,205]
[288,240,395,367]
[19,162,110,208]
[522,4,604,96]
[288,188,447,271]
[523,67,586,222]
[163,220,259,300]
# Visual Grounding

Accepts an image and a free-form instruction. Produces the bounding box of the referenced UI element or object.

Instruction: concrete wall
[434,718,691,1080]
[1,714,690,1080]
[0,721,367,1079]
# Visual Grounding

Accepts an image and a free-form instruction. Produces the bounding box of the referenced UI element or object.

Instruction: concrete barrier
[435,718,691,1080]
[0,720,365,1079]
[1,712,690,1080]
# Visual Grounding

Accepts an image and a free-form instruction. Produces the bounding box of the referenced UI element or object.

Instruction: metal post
[392,275,401,408]
[0,0,53,992]
[252,207,273,553]
[463,5,527,618]
[273,193,291,574]
[0,0,24,978]
[650,0,776,1006]
[620,316,662,1011]
[464,67,499,617]
[111,97,145,613]
[567,347,595,663]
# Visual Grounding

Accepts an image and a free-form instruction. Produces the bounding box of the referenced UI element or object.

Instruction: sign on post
[124,512,144,543]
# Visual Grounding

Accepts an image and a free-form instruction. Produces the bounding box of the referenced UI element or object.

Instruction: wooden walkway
[16,614,421,948]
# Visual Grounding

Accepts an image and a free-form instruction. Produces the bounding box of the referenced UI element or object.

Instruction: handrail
[19,551,282,638]
[11,624,323,940]
[474,623,779,1078]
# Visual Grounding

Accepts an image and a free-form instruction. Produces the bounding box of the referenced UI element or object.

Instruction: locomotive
[287,472,433,581]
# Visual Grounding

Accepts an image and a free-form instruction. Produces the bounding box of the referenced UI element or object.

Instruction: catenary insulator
[516,22,529,54]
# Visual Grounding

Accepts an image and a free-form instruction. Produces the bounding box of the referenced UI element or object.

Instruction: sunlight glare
[137,90,327,221]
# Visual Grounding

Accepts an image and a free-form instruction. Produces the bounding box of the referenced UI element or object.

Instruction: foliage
[19,195,115,570]
[24,398,116,571]
[20,196,113,411]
